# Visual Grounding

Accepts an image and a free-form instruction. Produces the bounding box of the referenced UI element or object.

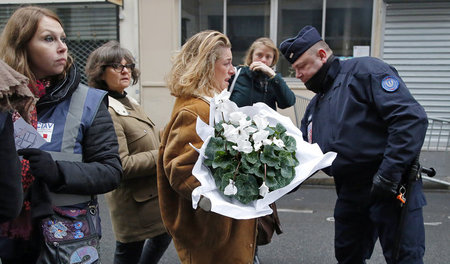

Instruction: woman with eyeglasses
[86,40,171,264]
[0,6,122,263]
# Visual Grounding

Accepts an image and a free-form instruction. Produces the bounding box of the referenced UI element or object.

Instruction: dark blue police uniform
[300,56,428,264]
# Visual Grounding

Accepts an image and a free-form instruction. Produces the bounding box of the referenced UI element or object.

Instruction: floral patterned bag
[37,200,101,264]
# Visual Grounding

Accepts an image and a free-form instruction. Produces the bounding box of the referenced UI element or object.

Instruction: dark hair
[85,40,140,91]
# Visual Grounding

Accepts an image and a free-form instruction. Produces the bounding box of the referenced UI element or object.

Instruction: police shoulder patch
[381,76,399,92]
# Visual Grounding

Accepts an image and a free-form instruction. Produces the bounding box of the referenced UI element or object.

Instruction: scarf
[304,55,335,94]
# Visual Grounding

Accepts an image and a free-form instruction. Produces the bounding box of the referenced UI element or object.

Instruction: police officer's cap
[279,25,322,64]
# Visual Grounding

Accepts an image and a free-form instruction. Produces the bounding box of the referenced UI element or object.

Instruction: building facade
[1,0,449,129]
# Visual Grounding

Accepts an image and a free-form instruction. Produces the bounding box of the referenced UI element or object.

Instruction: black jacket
[229,66,295,110]
[32,64,122,217]
[301,57,428,185]
[0,112,23,223]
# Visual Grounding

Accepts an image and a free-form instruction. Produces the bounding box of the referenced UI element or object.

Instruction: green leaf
[234,174,259,204]
[265,175,281,190]
[241,157,263,178]
[282,134,297,152]
[227,141,239,156]
[212,150,232,169]
[260,145,279,167]
[280,164,294,178]
[205,137,226,159]
[204,158,213,167]
[275,123,287,134]
[279,151,297,167]
[265,126,275,136]
[219,172,235,191]
[243,151,258,164]
[214,121,224,134]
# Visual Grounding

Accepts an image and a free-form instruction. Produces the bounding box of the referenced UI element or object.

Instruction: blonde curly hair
[167,30,231,98]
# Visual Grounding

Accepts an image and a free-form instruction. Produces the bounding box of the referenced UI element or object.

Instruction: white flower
[259,181,269,197]
[238,117,252,129]
[228,111,247,126]
[253,141,262,152]
[253,129,270,143]
[222,123,239,143]
[253,115,269,130]
[224,179,238,195]
[272,137,285,148]
[232,138,253,154]
[214,90,231,105]
[243,125,257,135]
[213,90,239,123]
[263,138,273,145]
[252,129,270,151]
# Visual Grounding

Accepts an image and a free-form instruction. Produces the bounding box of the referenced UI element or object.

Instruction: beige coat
[105,95,166,243]
[157,95,257,264]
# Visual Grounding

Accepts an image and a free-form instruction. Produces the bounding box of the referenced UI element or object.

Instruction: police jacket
[32,64,122,217]
[300,56,428,185]
[229,66,295,110]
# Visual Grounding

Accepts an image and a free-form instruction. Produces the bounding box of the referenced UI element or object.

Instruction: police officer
[279,26,428,264]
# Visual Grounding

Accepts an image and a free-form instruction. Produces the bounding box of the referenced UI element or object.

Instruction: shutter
[0,2,118,85]
[382,1,450,119]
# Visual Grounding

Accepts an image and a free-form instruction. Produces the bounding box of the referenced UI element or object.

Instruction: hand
[370,174,399,201]
[198,196,211,212]
[17,148,61,190]
[249,61,276,78]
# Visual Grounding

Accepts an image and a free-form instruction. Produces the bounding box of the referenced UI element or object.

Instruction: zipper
[54,241,61,263]
[87,202,98,233]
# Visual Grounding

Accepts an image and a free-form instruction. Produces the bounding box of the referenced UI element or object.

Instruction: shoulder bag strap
[228,67,242,94]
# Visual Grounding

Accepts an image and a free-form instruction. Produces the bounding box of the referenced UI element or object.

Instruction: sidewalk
[304,171,450,190]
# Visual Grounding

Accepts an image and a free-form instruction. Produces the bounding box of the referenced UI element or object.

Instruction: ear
[317,49,327,63]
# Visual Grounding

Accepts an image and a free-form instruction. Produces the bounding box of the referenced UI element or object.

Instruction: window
[181,0,223,45]
[277,0,323,77]
[227,0,270,65]
[325,0,372,58]
[181,0,373,79]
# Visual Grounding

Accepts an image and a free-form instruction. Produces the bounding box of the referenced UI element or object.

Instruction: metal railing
[293,95,312,129]
[422,117,450,152]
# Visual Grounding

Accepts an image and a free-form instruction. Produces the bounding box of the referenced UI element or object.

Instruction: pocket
[38,204,101,264]
[407,180,427,211]
[38,234,100,264]
[127,129,147,144]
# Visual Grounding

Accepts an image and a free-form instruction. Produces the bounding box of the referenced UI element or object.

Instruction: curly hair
[0,6,73,88]
[167,30,231,98]
[85,40,140,91]
[243,37,279,67]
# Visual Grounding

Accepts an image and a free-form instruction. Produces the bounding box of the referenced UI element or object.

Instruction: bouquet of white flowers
[191,90,336,219]
[204,109,299,204]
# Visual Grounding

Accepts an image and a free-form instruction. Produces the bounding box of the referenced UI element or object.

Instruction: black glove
[18,148,61,190]
[370,174,399,201]
[198,196,211,212]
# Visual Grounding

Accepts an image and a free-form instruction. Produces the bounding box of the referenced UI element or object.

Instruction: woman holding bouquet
[157,30,257,263]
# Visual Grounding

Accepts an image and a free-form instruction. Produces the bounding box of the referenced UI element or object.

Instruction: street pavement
[98,182,450,263]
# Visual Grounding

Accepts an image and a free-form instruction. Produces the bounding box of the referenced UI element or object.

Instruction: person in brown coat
[158,30,257,264]
[86,41,171,264]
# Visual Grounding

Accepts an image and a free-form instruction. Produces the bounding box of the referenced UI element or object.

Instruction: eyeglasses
[104,63,135,73]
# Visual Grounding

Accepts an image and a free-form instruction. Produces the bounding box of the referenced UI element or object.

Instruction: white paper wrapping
[191,100,336,219]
